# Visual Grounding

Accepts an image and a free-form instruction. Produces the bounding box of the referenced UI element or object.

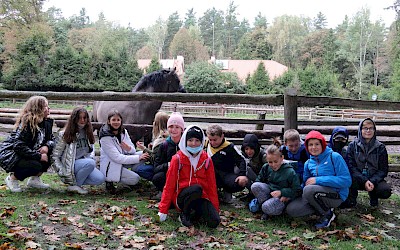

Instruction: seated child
[280,129,309,183]
[249,144,301,220]
[286,130,351,229]
[241,133,267,183]
[328,126,349,158]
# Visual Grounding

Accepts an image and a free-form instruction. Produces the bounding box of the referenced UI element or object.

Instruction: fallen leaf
[381,209,393,215]
[303,231,316,239]
[46,234,61,242]
[354,244,365,249]
[25,241,41,249]
[359,234,382,242]
[360,214,375,222]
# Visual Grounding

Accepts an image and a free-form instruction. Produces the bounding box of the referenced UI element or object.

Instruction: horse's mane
[132,69,178,92]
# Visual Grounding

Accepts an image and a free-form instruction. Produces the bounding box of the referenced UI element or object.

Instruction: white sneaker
[5,175,22,192]
[27,176,50,189]
[67,185,88,194]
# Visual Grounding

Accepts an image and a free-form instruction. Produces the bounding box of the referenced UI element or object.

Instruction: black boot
[179,213,193,227]
[106,182,117,194]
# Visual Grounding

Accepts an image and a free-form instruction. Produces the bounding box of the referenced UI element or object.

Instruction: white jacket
[99,128,142,182]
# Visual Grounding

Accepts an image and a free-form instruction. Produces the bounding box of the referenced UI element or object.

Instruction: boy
[206,125,248,204]
[344,118,392,207]
[250,144,301,220]
[280,129,309,182]
[328,126,349,158]
[241,133,267,183]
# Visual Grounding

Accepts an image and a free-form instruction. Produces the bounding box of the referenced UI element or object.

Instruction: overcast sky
[43,0,397,29]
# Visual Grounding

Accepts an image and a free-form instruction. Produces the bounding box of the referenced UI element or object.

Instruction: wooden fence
[0,90,399,171]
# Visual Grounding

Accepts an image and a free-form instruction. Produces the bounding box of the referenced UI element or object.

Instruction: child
[344,118,392,207]
[206,124,248,204]
[152,112,185,195]
[53,107,105,194]
[286,130,351,229]
[241,133,267,182]
[157,125,220,228]
[280,129,309,182]
[99,110,150,194]
[1,96,54,192]
[328,126,349,158]
[249,144,301,220]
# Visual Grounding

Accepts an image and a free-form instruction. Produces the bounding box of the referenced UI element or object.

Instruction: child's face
[244,146,255,158]
[285,139,300,153]
[187,137,201,147]
[168,125,183,139]
[307,139,323,156]
[43,101,50,118]
[361,121,375,141]
[108,115,122,130]
[78,112,87,127]
[207,134,223,148]
[266,153,284,171]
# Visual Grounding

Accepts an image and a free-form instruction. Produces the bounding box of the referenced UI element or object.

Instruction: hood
[98,124,116,140]
[241,134,260,157]
[305,130,327,153]
[178,125,205,170]
[328,126,349,147]
[357,118,377,145]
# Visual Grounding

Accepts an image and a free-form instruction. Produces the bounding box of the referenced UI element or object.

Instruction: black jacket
[0,119,55,172]
[153,136,179,174]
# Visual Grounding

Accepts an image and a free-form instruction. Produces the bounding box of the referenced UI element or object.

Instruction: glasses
[362,127,375,132]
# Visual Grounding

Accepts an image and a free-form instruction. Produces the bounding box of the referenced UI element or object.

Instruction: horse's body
[93,68,185,125]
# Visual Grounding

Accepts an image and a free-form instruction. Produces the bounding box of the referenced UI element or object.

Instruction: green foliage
[221,72,246,94]
[233,27,272,60]
[183,61,226,93]
[272,69,297,93]
[163,12,182,59]
[147,57,162,73]
[246,61,272,94]
[297,64,339,96]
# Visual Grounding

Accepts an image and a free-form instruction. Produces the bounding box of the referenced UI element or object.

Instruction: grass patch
[0,172,399,249]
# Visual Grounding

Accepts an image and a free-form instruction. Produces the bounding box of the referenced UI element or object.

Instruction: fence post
[284,88,298,131]
[255,112,266,130]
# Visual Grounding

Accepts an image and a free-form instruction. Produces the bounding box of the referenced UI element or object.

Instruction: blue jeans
[74,158,105,186]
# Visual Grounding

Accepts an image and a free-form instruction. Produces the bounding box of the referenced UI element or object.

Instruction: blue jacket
[303,147,352,201]
[281,143,309,176]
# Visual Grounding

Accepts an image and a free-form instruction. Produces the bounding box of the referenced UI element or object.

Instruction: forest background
[1,0,400,101]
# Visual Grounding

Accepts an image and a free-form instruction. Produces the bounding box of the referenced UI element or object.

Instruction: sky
[43,0,397,29]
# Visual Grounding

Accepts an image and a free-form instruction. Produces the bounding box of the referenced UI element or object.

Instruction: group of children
[0,96,393,230]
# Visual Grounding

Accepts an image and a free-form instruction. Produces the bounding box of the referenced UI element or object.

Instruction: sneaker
[249,198,261,213]
[5,175,22,192]
[179,213,193,227]
[151,191,163,201]
[261,214,269,221]
[67,185,88,194]
[220,191,233,204]
[27,176,50,189]
[370,198,379,207]
[315,209,336,229]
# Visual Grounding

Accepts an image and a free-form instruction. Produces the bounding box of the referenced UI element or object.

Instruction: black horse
[92,68,185,125]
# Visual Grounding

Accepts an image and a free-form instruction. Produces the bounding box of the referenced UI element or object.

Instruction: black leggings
[177,185,220,228]
[13,158,51,181]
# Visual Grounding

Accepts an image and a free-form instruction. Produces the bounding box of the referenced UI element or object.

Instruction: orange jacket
[158,150,219,214]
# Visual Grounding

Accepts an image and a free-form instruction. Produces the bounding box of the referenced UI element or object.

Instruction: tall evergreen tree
[246,61,272,94]
[162,12,182,59]
[313,12,328,30]
[184,8,197,28]
[254,12,268,29]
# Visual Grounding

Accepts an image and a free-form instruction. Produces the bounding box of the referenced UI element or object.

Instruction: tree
[246,61,272,94]
[233,27,272,59]
[254,12,268,29]
[162,12,182,59]
[146,17,167,59]
[199,8,224,57]
[68,8,90,29]
[147,57,162,73]
[183,61,226,93]
[313,12,328,30]
[297,64,339,97]
[183,8,196,28]
[0,0,46,28]
[169,28,208,65]
[223,1,240,58]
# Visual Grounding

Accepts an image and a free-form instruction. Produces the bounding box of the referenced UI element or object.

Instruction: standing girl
[53,107,105,194]
[99,110,150,193]
[1,96,54,192]
[157,125,220,228]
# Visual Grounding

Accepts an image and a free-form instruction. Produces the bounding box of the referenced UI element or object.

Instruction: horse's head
[132,67,186,93]
[162,68,186,93]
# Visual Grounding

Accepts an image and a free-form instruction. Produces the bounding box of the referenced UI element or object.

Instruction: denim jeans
[74,158,105,186]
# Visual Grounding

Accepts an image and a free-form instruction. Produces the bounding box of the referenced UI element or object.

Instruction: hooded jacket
[346,118,389,186]
[153,136,180,174]
[280,142,308,176]
[98,124,143,182]
[241,134,266,175]
[304,131,352,201]
[159,125,219,214]
[53,130,95,185]
[255,162,301,199]
[328,126,349,157]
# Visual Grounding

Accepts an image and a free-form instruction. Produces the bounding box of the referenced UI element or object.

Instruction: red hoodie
[304,130,327,153]
[158,150,220,214]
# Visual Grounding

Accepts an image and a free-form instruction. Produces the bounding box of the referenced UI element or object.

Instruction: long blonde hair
[152,111,169,139]
[15,96,49,135]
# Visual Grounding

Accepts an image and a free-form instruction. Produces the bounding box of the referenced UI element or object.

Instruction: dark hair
[63,107,95,144]
[107,109,124,134]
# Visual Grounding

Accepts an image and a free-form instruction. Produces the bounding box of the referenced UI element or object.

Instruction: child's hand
[305,177,316,186]
[120,142,131,151]
[235,176,248,187]
[157,212,167,222]
[280,197,289,202]
[38,146,49,154]
[365,180,374,191]
[136,141,145,150]
[140,152,150,161]
[270,190,281,198]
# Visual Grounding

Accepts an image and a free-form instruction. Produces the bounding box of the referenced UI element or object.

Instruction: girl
[53,107,105,194]
[249,144,301,220]
[286,130,351,229]
[1,96,54,192]
[99,110,150,194]
[152,112,185,196]
[157,125,220,228]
